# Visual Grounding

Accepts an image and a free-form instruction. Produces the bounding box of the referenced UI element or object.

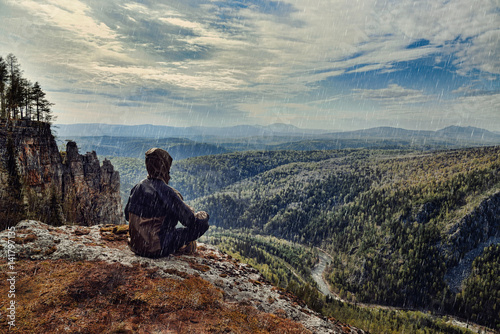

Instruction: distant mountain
[55,123,500,144]
[318,126,500,147]
[435,125,500,141]
[322,125,500,141]
[53,123,325,140]
[54,123,500,158]
[323,126,434,139]
[59,136,229,160]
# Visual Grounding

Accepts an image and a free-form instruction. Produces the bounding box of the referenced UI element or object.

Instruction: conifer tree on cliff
[5,53,23,119]
[20,77,32,120]
[0,56,7,118]
[0,54,55,122]
[32,81,54,122]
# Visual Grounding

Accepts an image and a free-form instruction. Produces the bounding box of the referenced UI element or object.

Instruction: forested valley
[108,146,500,333]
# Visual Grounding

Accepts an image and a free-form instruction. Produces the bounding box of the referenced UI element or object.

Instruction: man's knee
[198,219,209,234]
[195,212,209,231]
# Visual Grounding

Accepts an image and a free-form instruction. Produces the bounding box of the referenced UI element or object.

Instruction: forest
[0,54,54,122]
[109,146,500,331]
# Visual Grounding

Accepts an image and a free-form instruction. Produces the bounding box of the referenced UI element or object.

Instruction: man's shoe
[175,241,197,255]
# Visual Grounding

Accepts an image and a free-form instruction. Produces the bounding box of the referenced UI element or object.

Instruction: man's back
[125,147,209,258]
[125,178,196,257]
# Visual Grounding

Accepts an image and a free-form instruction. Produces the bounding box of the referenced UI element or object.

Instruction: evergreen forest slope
[110,146,500,330]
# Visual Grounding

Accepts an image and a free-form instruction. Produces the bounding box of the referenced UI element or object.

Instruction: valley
[311,249,334,297]
[106,143,500,333]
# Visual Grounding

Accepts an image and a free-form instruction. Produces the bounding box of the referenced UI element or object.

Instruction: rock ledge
[0,220,364,334]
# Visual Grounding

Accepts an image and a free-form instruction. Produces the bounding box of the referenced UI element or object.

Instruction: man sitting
[124,148,209,258]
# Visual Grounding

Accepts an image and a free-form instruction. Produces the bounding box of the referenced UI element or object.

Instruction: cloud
[450,91,500,126]
[352,84,430,105]
[0,0,498,130]
[10,0,116,40]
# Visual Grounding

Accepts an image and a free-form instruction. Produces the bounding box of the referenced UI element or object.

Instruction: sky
[0,0,498,131]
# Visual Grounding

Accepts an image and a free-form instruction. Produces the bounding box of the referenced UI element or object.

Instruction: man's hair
[145,148,173,183]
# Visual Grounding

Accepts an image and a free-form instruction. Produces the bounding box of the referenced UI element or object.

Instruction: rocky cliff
[0,119,123,227]
[442,191,500,292]
[63,141,123,226]
[0,220,364,334]
[444,191,500,263]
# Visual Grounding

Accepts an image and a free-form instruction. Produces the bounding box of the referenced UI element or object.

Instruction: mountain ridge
[54,122,325,139]
[54,124,500,159]
[55,123,500,143]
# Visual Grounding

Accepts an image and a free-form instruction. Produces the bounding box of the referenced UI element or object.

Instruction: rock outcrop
[0,119,123,226]
[63,141,123,226]
[0,220,365,333]
[443,191,500,264]
[442,191,500,292]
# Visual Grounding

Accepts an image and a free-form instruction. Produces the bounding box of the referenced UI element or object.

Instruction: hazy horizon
[52,121,500,136]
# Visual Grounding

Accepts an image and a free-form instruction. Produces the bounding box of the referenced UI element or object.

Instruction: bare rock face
[444,191,500,263]
[63,141,123,226]
[442,191,500,292]
[0,119,123,226]
[0,220,365,334]
[0,120,63,191]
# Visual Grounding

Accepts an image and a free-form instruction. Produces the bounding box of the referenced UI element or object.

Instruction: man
[124,148,209,258]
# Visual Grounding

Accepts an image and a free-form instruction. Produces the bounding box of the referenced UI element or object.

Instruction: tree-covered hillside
[190,147,499,329]
[108,149,354,204]
[455,244,500,328]
[109,146,500,329]
[201,228,318,289]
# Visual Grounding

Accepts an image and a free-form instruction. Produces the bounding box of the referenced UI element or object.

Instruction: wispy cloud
[0,0,498,130]
[352,84,430,105]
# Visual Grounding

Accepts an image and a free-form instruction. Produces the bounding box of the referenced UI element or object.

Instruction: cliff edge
[0,119,123,227]
[0,220,364,334]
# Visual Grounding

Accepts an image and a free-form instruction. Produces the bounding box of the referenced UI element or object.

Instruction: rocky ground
[0,220,364,334]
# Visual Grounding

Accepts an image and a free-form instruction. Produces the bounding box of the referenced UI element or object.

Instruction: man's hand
[195,211,209,221]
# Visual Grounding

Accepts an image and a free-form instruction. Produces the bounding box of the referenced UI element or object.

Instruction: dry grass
[0,259,310,333]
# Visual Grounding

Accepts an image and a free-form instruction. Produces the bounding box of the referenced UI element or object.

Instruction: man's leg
[160,217,209,256]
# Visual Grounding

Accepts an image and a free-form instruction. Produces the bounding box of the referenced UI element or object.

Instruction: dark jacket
[124,177,197,257]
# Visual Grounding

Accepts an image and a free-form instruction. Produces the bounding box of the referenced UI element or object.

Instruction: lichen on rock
[0,220,363,333]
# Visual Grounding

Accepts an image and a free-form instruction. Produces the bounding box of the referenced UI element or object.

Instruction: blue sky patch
[406,39,430,49]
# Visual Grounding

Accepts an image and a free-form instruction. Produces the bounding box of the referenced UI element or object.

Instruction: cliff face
[63,141,123,225]
[444,191,500,264]
[0,220,364,334]
[442,191,500,292]
[0,119,123,226]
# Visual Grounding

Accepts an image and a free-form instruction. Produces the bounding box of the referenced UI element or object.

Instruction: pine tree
[0,56,7,118]
[32,82,45,121]
[21,78,33,120]
[31,81,54,122]
[5,54,23,119]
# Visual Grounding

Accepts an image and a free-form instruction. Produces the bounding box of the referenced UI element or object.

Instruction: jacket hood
[145,148,172,184]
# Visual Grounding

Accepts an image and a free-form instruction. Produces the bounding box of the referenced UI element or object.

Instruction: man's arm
[166,187,209,227]
[123,184,138,221]
[124,185,136,222]
[164,186,197,227]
